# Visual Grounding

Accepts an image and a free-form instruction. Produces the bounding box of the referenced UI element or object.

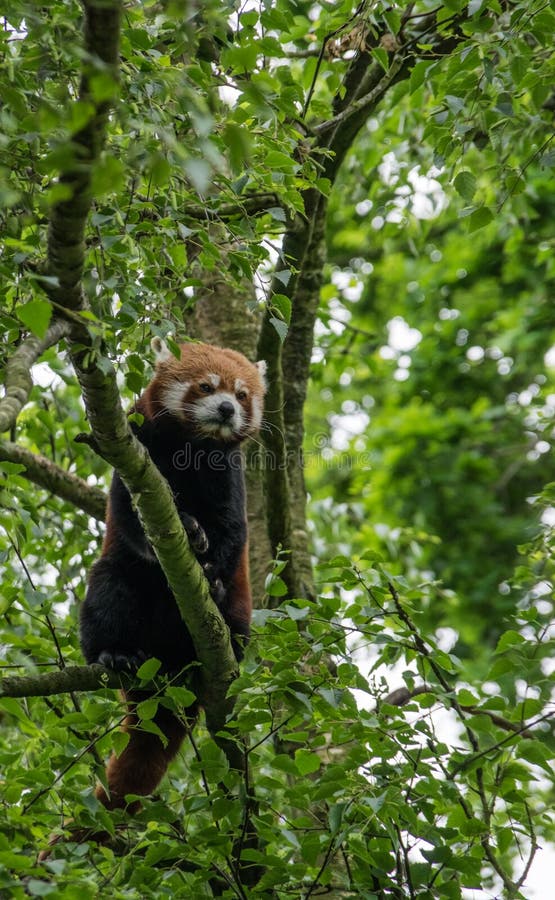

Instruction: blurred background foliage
[307,141,555,657]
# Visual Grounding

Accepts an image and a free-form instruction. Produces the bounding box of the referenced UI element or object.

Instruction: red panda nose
[218,401,235,421]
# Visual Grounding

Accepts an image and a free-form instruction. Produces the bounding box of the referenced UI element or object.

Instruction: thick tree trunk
[280,193,328,599]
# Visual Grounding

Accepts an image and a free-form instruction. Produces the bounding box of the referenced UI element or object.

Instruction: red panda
[80,338,266,811]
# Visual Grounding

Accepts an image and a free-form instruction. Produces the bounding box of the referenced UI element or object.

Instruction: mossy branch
[0,321,71,434]
[45,0,123,309]
[0,665,125,698]
[0,439,107,520]
[8,0,244,765]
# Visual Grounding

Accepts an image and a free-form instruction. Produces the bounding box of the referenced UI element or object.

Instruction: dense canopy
[0,1,554,897]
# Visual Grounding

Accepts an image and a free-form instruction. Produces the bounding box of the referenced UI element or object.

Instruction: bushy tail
[96,691,190,812]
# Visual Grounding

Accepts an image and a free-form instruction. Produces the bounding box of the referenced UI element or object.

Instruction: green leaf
[284,603,310,620]
[267,206,286,223]
[272,293,292,323]
[325,555,352,568]
[270,316,288,343]
[137,657,162,681]
[125,371,143,394]
[68,100,95,134]
[265,151,296,171]
[17,300,52,339]
[136,698,159,720]
[138,718,167,743]
[91,155,125,196]
[184,157,212,193]
[454,170,477,201]
[128,411,145,427]
[165,686,197,707]
[112,730,130,757]
[295,749,321,775]
[383,9,401,34]
[410,60,431,94]
[150,154,171,187]
[26,880,57,896]
[517,739,554,773]
[495,630,525,653]
[222,123,252,172]
[265,574,288,597]
[0,850,34,871]
[457,688,480,706]
[466,207,493,232]
[372,47,389,72]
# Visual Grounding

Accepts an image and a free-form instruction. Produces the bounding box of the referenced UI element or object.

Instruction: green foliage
[1,559,554,896]
[1,0,554,896]
[310,149,555,652]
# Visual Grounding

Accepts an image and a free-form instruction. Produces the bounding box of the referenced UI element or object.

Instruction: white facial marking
[151,336,172,363]
[193,391,244,438]
[162,381,190,417]
[235,378,248,394]
[208,373,220,387]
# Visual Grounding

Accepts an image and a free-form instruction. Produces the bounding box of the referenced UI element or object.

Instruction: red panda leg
[96,691,192,812]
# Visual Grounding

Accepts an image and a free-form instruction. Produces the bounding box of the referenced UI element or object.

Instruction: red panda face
[148,338,266,442]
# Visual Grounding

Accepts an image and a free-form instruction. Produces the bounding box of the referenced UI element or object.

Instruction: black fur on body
[80,420,249,671]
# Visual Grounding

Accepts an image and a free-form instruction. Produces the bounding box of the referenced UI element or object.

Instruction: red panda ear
[151,337,172,365]
[256,360,267,390]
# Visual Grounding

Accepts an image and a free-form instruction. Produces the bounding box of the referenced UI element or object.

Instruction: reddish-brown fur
[95,693,192,812]
[143,343,264,420]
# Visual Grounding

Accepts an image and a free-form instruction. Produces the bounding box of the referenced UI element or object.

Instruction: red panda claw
[97,650,146,673]
[182,515,209,554]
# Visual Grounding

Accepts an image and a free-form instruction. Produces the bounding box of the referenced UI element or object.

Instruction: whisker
[260,419,287,440]
[261,402,287,414]
[246,434,268,452]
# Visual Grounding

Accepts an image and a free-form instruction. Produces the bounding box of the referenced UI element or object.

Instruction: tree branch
[0,320,71,434]
[136,191,281,223]
[256,304,295,595]
[0,438,107,520]
[0,664,124,698]
[67,349,240,730]
[45,0,122,310]
[382,683,536,738]
[314,56,406,139]
[35,0,243,771]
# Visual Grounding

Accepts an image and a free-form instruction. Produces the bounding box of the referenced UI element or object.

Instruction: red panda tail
[96,691,193,812]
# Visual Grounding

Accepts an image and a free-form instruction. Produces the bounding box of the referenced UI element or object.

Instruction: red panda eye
[236,390,247,402]
[199,382,213,394]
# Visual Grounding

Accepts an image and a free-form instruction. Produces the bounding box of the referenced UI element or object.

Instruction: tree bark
[34,0,243,768]
[45,1,122,310]
[0,321,71,434]
[0,665,124,698]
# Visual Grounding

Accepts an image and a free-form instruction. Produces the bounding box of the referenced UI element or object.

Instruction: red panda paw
[97,649,147,672]
[181,514,209,555]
